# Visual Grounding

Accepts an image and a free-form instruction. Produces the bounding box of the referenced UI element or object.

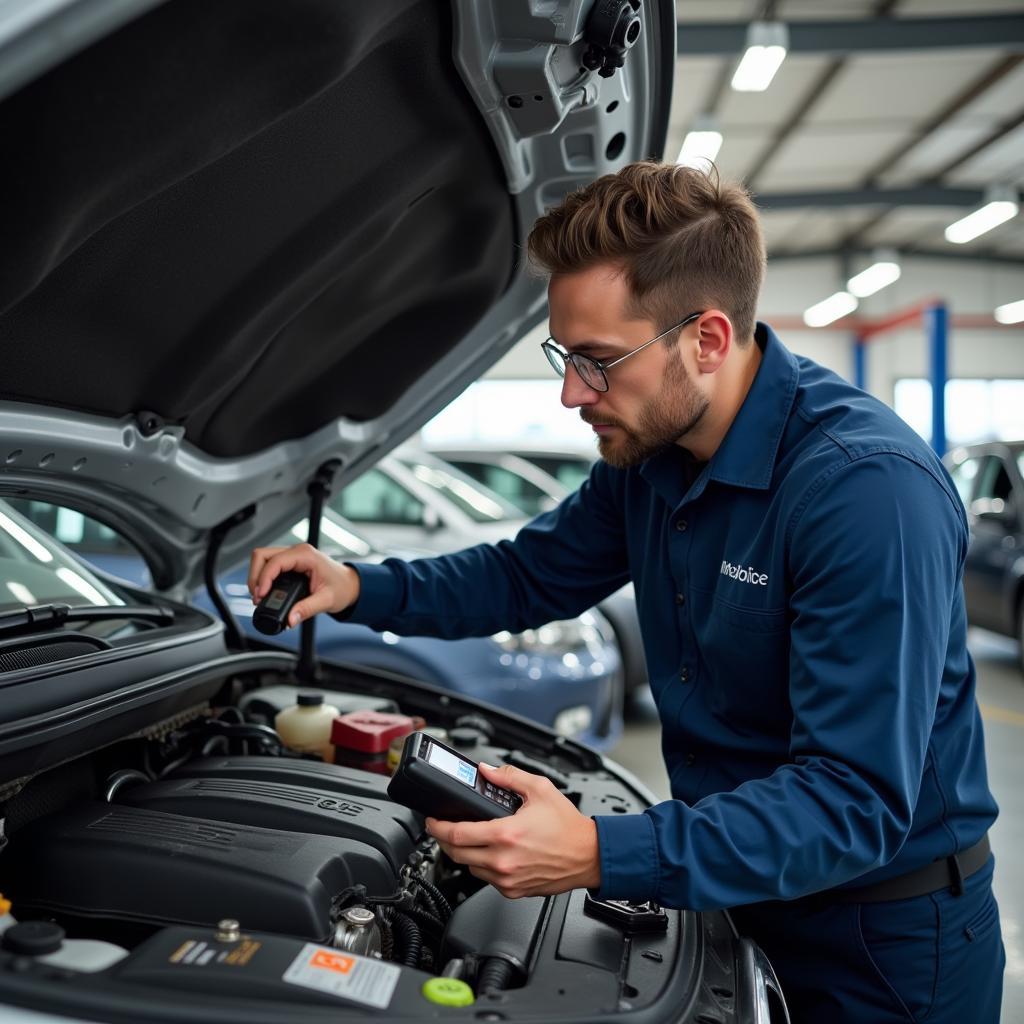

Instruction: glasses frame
[541,311,704,393]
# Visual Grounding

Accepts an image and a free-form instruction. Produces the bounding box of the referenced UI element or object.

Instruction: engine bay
[0,662,743,1021]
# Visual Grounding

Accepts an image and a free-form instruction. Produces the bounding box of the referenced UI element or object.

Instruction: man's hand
[248,543,360,627]
[426,763,600,899]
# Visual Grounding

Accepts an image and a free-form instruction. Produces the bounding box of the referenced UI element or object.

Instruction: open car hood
[0,0,673,593]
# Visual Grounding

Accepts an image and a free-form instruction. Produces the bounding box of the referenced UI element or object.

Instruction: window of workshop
[422,380,593,447]
[894,379,1024,447]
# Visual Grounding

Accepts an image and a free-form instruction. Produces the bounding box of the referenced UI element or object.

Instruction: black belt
[828,833,991,904]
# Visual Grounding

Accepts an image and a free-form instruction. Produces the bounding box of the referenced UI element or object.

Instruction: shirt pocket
[705,595,791,730]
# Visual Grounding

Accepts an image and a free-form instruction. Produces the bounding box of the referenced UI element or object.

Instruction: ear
[693,310,733,375]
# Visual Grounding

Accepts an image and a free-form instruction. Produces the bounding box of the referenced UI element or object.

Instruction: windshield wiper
[0,603,175,638]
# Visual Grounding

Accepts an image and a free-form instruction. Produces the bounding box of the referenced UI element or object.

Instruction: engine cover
[119,774,417,875]
[4,801,395,943]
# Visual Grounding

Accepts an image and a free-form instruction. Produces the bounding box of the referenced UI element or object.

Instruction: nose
[560,365,599,409]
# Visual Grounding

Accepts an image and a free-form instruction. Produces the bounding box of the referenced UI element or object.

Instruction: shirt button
[680,667,690,682]
[676,519,688,532]
[685,753,696,766]
[675,592,685,606]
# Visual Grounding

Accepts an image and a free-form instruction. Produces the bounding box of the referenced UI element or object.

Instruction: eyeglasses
[541,311,704,393]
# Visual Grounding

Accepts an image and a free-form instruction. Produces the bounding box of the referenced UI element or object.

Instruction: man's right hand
[248,543,361,628]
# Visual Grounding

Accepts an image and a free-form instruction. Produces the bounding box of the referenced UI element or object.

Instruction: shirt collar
[706,321,799,491]
[638,321,798,503]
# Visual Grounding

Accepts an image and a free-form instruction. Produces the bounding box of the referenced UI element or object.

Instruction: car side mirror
[422,507,442,531]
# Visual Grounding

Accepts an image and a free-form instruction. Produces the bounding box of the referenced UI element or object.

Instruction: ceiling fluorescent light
[731,21,788,92]
[944,186,1019,244]
[677,115,723,170]
[995,298,1024,325]
[847,252,901,298]
[803,291,858,328]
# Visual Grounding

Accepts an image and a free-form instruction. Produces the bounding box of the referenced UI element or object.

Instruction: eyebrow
[554,336,618,358]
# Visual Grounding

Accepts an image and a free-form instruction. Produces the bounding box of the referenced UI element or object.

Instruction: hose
[104,769,152,802]
[412,877,453,921]
[388,912,422,968]
[477,957,515,995]
[399,904,445,938]
[378,914,394,961]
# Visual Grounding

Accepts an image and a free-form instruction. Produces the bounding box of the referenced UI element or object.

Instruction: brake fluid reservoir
[274,692,340,760]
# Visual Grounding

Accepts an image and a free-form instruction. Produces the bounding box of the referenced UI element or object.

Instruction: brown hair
[527,161,765,342]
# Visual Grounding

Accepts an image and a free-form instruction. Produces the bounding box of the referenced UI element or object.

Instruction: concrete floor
[607,627,1023,1022]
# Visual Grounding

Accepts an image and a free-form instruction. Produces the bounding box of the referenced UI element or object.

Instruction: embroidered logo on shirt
[720,560,768,586]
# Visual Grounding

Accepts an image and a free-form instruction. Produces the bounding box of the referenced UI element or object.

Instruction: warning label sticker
[282,944,400,1009]
[168,939,262,968]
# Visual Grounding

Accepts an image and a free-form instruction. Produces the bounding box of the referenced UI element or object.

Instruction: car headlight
[553,705,593,738]
[491,610,611,657]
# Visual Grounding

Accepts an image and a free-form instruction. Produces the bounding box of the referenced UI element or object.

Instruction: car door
[963,453,1022,634]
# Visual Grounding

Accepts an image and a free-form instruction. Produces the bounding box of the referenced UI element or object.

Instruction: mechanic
[250,161,1004,1023]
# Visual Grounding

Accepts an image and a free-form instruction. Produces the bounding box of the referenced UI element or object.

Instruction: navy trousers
[730,858,1005,1023]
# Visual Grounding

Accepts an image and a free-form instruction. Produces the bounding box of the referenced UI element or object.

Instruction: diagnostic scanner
[252,571,310,635]
[387,732,522,821]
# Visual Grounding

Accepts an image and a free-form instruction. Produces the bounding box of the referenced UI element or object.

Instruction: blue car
[6,498,623,749]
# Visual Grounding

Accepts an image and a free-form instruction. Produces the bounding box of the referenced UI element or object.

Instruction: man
[250,162,1003,1022]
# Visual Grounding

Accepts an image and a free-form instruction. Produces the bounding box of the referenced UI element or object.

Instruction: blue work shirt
[346,323,998,910]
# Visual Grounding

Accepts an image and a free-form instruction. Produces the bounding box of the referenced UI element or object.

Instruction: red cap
[331,711,416,753]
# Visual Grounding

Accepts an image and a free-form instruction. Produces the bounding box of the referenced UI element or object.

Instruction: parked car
[500,445,598,492]
[428,447,572,517]
[945,441,1024,672]
[6,498,624,749]
[427,446,652,697]
[0,2,786,1022]
[334,447,649,699]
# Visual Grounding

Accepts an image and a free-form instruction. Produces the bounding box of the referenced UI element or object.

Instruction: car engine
[0,675,760,1021]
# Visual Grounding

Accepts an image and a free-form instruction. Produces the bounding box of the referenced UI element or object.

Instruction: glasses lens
[571,355,607,392]
[543,342,566,377]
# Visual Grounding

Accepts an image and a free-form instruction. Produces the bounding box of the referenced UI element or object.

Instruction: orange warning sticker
[309,950,355,974]
[283,943,399,1008]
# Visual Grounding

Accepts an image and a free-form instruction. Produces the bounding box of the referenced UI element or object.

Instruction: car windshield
[396,455,523,524]
[0,501,124,612]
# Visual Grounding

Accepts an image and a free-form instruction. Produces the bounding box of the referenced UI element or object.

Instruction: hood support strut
[298,460,341,683]
[205,504,257,648]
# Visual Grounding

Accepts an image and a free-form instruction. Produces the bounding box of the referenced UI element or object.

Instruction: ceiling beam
[767,247,1024,267]
[744,61,844,191]
[743,0,899,192]
[836,57,1024,254]
[861,55,1024,187]
[756,185,995,210]
[677,14,1024,56]
[930,105,1024,180]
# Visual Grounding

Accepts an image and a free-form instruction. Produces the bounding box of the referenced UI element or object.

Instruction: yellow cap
[0,894,11,915]
[422,977,474,1007]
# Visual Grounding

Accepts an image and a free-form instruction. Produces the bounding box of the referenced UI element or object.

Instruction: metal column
[853,338,867,391]
[926,303,948,457]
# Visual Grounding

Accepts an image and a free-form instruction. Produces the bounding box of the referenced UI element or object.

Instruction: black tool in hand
[252,571,310,635]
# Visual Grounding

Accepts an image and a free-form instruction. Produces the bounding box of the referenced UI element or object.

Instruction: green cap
[422,977,475,1007]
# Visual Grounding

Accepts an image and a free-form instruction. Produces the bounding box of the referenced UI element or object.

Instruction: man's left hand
[426,762,601,899]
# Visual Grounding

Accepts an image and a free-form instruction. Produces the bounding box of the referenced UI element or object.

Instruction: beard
[586,348,709,469]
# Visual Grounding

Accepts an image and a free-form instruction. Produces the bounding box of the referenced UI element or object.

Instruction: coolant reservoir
[274,692,340,760]
[0,915,127,972]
